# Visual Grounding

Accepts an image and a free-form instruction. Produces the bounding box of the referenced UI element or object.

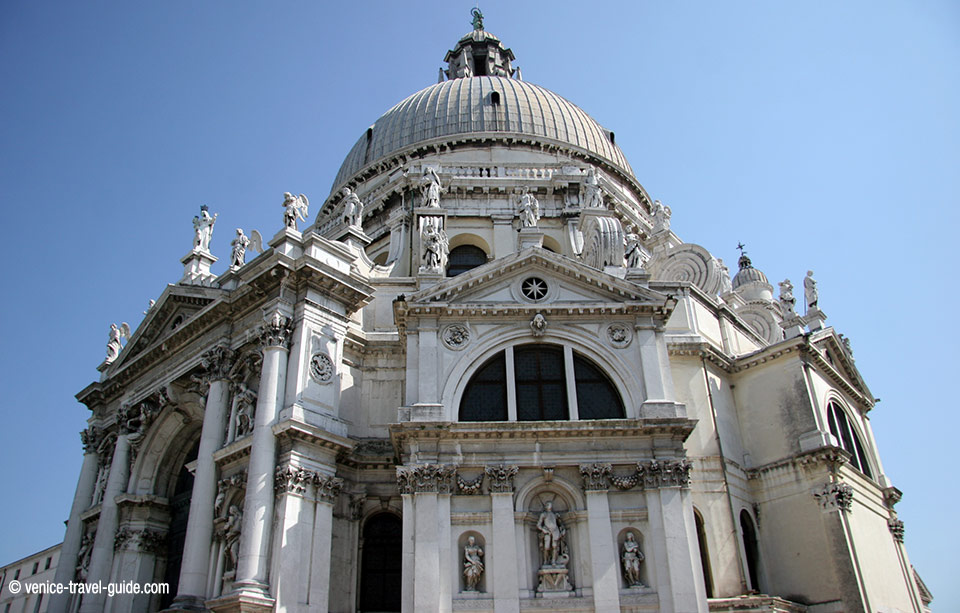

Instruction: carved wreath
[606,323,632,348]
[310,352,335,384]
[441,324,471,350]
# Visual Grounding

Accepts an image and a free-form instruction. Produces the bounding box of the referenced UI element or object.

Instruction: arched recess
[739,509,761,593]
[458,531,487,593]
[358,512,402,613]
[444,327,643,422]
[446,239,489,277]
[693,507,714,598]
[824,396,874,478]
[159,440,199,609]
[515,477,584,591]
[541,234,563,255]
[458,343,625,422]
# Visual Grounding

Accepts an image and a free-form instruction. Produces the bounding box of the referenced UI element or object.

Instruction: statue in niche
[233,382,257,439]
[462,536,484,591]
[341,187,364,227]
[621,533,645,587]
[223,504,243,576]
[421,167,443,208]
[536,501,567,567]
[192,205,218,252]
[420,219,448,273]
[804,270,818,312]
[624,225,644,268]
[282,192,309,230]
[650,199,671,233]
[75,533,93,582]
[584,167,604,209]
[518,188,540,228]
[106,322,130,363]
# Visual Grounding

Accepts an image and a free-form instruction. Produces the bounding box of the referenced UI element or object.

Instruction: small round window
[521,277,548,302]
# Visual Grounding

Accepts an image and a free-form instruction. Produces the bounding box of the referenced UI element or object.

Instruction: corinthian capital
[397,464,457,494]
[259,312,294,350]
[484,464,519,493]
[314,473,344,503]
[579,463,612,491]
[80,425,102,454]
[201,344,235,381]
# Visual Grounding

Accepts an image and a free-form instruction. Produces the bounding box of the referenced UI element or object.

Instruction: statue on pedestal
[233,382,257,438]
[421,168,443,208]
[779,279,797,316]
[584,167,603,209]
[535,500,573,592]
[420,219,448,274]
[192,205,218,252]
[621,532,645,587]
[518,188,540,228]
[804,270,818,312]
[624,226,644,268]
[463,536,484,591]
[106,322,131,363]
[650,200,671,233]
[341,187,364,227]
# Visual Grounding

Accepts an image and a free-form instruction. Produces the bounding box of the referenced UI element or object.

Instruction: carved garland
[456,473,484,495]
[602,459,693,491]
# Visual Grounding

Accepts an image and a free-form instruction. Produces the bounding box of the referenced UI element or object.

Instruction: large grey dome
[331,76,633,193]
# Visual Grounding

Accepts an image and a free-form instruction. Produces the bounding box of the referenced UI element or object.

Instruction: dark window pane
[514,345,567,420]
[574,354,624,419]
[460,353,507,421]
[447,245,487,277]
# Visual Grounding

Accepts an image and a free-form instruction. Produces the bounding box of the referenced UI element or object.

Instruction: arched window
[459,344,624,421]
[447,245,487,277]
[694,509,714,598]
[740,510,760,593]
[826,401,872,478]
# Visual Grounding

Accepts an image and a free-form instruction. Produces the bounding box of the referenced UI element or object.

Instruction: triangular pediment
[109,284,223,368]
[409,248,670,308]
[809,328,874,404]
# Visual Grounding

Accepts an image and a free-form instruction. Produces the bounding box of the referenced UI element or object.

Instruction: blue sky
[1,0,957,607]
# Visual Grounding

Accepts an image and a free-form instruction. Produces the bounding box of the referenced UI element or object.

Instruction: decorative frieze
[888,518,905,542]
[396,464,457,494]
[314,473,344,503]
[484,464,519,493]
[602,459,693,491]
[579,463,612,491]
[275,465,311,496]
[814,481,854,512]
[259,312,294,350]
[456,472,484,495]
[113,527,166,554]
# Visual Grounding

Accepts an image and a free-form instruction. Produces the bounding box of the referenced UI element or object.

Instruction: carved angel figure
[650,200,671,233]
[192,205,218,252]
[463,536,484,591]
[621,532,645,587]
[779,279,797,315]
[341,187,364,227]
[421,167,443,208]
[584,167,604,209]
[518,188,540,228]
[231,228,263,269]
[106,322,131,363]
[282,192,310,230]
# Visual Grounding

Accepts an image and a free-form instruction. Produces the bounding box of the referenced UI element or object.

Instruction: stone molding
[484,464,519,493]
[888,518,905,542]
[396,464,457,494]
[813,481,854,512]
[259,313,294,350]
[606,459,693,490]
[113,527,166,554]
[579,463,612,491]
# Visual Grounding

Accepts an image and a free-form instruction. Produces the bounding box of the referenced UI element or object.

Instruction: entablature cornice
[274,419,354,456]
[746,446,852,482]
[667,341,736,373]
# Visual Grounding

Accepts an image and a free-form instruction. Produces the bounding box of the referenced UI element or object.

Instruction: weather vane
[471,6,484,31]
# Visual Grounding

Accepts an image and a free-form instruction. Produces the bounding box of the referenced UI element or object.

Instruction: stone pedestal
[536,566,573,594]
[518,226,544,250]
[181,249,218,286]
[781,315,806,339]
[334,224,372,251]
[805,307,828,332]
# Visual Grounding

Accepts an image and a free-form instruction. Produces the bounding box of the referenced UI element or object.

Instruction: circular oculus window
[520,277,549,302]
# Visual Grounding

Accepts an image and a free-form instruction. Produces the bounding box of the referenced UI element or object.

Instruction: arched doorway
[740,509,761,593]
[158,442,198,609]
[358,513,402,612]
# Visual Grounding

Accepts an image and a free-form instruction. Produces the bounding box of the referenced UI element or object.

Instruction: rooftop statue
[105,322,131,363]
[421,167,443,208]
[584,167,604,209]
[804,270,819,312]
[282,192,310,230]
[518,188,540,228]
[230,229,264,269]
[192,205,218,252]
[341,187,364,227]
[624,226,644,269]
[779,279,798,316]
[471,7,484,31]
[651,200,671,233]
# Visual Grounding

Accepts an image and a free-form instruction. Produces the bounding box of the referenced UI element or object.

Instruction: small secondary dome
[330,11,631,193]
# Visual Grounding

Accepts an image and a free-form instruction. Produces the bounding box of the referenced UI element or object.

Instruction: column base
[207,584,275,613]
[163,594,212,612]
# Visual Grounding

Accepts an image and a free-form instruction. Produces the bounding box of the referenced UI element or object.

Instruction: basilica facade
[48,14,929,613]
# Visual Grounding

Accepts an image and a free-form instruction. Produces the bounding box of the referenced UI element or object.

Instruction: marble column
[585,490,621,612]
[487,465,519,613]
[79,433,131,613]
[307,474,342,610]
[233,313,293,601]
[398,464,455,613]
[48,427,102,613]
[170,346,234,610]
